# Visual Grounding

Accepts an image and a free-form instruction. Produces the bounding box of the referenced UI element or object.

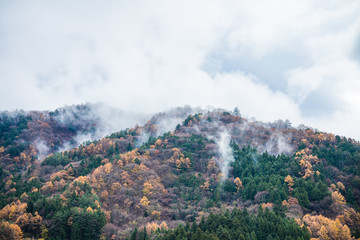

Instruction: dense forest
[0,105,360,239]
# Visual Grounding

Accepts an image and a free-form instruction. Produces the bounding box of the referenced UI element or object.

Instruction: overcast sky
[1,0,360,140]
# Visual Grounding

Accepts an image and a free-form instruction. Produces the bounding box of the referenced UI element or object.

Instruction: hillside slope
[1,106,360,239]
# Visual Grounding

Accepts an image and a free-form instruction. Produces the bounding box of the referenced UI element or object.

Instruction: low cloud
[1,0,360,140]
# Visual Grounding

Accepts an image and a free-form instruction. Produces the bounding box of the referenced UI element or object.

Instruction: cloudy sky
[1,0,360,140]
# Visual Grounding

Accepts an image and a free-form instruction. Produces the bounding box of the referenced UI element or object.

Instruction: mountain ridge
[0,104,359,239]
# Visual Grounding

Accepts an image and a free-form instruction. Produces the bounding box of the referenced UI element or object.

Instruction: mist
[53,103,150,149]
[206,127,235,181]
[34,139,50,161]
[262,133,293,156]
[135,105,204,147]
[217,130,235,180]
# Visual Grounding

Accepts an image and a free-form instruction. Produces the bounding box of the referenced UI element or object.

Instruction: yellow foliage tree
[50,170,70,181]
[0,200,27,222]
[175,157,191,172]
[132,163,149,174]
[86,207,94,213]
[159,221,168,231]
[332,191,346,205]
[0,146,5,154]
[282,200,289,207]
[111,182,121,192]
[15,211,42,235]
[336,208,360,233]
[151,210,161,220]
[330,183,337,192]
[284,175,294,193]
[140,196,150,207]
[143,182,153,196]
[41,225,49,240]
[104,163,113,174]
[336,182,345,191]
[234,177,243,192]
[146,222,159,235]
[14,212,30,229]
[295,149,319,179]
[75,176,88,184]
[120,149,140,165]
[302,214,352,240]
[319,225,330,240]
[0,221,23,240]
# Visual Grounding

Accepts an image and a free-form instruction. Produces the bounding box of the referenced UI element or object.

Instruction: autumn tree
[337,208,360,237]
[143,182,153,196]
[159,221,168,231]
[295,148,319,179]
[201,178,210,191]
[234,177,243,192]
[302,214,352,240]
[111,182,121,193]
[337,182,345,191]
[331,191,346,213]
[207,158,217,173]
[332,191,346,205]
[155,139,163,148]
[170,148,191,171]
[15,211,42,236]
[0,146,5,154]
[151,210,161,220]
[140,196,150,207]
[0,200,27,222]
[284,175,294,193]
[41,225,49,239]
[175,157,191,172]
[319,226,330,240]
[104,162,113,174]
[0,221,23,240]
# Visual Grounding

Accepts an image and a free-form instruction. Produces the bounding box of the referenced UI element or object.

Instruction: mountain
[0,104,359,240]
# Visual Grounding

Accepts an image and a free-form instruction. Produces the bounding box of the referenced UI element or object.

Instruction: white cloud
[0,0,360,140]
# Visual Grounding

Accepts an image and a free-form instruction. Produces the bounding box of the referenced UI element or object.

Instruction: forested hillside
[0,105,359,239]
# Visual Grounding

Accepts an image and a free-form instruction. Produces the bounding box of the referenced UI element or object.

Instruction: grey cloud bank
[1,0,360,140]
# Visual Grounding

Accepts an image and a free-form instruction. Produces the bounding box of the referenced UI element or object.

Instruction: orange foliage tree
[0,221,23,240]
[171,148,191,172]
[0,200,27,221]
[295,148,319,179]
